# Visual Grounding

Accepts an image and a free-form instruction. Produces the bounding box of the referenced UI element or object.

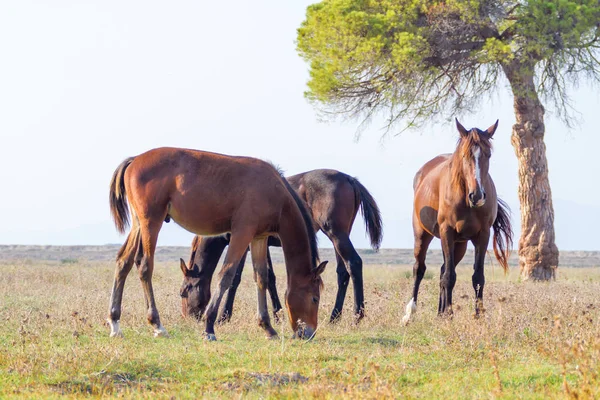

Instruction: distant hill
[0,245,598,268]
[2,198,598,252]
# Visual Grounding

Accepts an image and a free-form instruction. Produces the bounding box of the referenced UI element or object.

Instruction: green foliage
[297,0,600,130]
[480,38,514,63]
[519,0,600,57]
[298,0,428,104]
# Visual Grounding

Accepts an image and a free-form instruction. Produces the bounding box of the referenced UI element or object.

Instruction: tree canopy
[296,0,600,131]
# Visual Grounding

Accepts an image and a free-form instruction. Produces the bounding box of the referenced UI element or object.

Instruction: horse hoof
[354,312,365,325]
[154,327,169,338]
[205,333,217,341]
[401,315,411,326]
[107,319,123,338]
[217,312,231,325]
[440,312,454,320]
[266,334,279,340]
[329,312,342,324]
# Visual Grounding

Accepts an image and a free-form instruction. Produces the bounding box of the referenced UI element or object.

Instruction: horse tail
[109,157,135,234]
[493,198,513,274]
[349,176,383,251]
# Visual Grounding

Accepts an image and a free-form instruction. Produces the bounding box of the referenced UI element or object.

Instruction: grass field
[1,252,599,399]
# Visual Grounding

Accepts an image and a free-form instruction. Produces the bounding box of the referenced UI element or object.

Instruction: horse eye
[312,297,318,304]
[180,290,188,298]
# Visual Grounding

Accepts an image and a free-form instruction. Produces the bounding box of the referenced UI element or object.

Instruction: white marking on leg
[107,319,123,338]
[402,298,417,325]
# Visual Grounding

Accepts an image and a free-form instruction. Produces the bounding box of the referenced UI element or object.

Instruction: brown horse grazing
[402,119,513,324]
[179,169,383,324]
[108,147,327,341]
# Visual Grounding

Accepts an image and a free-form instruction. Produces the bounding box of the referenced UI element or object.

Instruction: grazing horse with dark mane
[179,169,383,324]
[108,147,327,341]
[402,119,513,324]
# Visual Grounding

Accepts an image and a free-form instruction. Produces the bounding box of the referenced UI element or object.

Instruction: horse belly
[167,201,232,236]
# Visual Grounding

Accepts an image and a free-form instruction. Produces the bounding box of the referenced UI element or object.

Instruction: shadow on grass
[49,364,169,395]
[220,371,309,393]
[364,337,401,347]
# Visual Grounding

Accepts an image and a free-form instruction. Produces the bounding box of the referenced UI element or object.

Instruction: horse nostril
[468,193,475,202]
[482,192,486,200]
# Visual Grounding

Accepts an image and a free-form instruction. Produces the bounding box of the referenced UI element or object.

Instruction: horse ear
[314,261,328,277]
[486,119,499,137]
[179,258,189,276]
[455,118,469,138]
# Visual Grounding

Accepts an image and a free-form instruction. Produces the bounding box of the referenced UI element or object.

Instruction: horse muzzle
[294,326,316,340]
[468,191,486,208]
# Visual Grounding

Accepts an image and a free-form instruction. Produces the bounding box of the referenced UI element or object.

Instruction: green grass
[1,259,599,398]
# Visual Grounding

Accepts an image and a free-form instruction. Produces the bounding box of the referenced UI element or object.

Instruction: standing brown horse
[402,119,513,324]
[108,147,327,341]
[179,169,383,324]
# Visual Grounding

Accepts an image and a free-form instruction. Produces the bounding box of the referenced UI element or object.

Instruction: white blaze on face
[472,146,482,193]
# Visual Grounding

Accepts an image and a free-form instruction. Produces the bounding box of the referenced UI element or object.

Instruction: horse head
[453,118,498,208]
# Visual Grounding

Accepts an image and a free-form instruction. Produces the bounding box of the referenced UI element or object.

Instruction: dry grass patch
[0,257,599,398]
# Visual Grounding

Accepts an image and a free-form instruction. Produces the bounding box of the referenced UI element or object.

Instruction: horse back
[125,147,289,235]
[129,147,282,195]
[286,169,357,233]
[413,154,451,190]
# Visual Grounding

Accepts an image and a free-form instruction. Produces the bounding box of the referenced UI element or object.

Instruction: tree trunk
[503,62,559,281]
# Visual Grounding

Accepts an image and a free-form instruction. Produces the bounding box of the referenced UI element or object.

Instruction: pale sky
[1,1,599,251]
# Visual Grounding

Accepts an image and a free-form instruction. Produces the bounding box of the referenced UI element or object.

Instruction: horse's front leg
[472,230,491,317]
[438,226,456,316]
[265,248,283,322]
[204,228,255,341]
[251,238,278,339]
[218,251,247,324]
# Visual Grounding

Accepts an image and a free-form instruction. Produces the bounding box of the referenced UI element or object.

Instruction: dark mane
[268,162,285,177]
[450,128,493,190]
[276,168,320,270]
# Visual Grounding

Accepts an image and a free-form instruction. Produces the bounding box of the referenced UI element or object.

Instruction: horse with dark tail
[180,168,384,324]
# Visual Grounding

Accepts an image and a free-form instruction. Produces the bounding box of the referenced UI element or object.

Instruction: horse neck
[277,200,314,282]
[448,151,467,198]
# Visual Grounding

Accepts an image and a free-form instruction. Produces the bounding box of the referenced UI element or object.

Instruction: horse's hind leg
[107,228,140,337]
[471,231,490,317]
[218,250,248,324]
[250,237,278,339]
[266,248,283,322]
[204,228,256,341]
[329,251,349,323]
[329,233,364,322]
[402,227,433,325]
[137,220,168,337]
